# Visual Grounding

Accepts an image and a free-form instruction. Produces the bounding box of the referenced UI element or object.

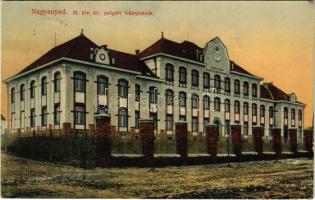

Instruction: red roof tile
[139,37,203,62]
[16,34,155,77]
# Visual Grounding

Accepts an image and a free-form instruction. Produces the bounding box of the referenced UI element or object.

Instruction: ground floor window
[204,118,209,133]
[41,106,47,126]
[192,117,198,133]
[135,111,140,128]
[54,103,60,125]
[118,109,128,128]
[224,121,230,135]
[150,113,158,130]
[243,122,248,136]
[284,125,289,143]
[30,109,35,127]
[166,114,173,131]
[74,104,85,125]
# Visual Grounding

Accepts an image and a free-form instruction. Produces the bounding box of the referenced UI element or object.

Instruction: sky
[1,1,314,126]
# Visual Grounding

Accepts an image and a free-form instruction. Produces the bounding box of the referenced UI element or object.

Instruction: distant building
[5,32,305,139]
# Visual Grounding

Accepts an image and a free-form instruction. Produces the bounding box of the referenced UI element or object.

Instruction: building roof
[16,33,156,77]
[260,84,273,99]
[263,83,290,101]
[1,114,6,121]
[139,37,203,62]
[230,61,256,77]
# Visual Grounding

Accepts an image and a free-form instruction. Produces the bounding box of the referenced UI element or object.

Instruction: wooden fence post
[175,121,188,162]
[231,124,242,157]
[252,126,264,155]
[205,124,218,161]
[95,113,111,166]
[271,128,282,156]
[139,119,154,165]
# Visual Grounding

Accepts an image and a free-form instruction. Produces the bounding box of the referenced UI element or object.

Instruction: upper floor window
[30,80,35,98]
[20,84,25,101]
[224,77,230,93]
[191,70,199,88]
[214,75,221,91]
[260,105,265,118]
[234,79,240,95]
[252,83,257,98]
[97,76,108,95]
[179,92,186,107]
[214,97,221,111]
[179,67,187,85]
[234,100,240,114]
[165,89,174,105]
[41,76,47,95]
[252,103,257,116]
[269,106,274,118]
[298,110,302,121]
[11,88,15,103]
[284,107,288,119]
[243,82,249,96]
[243,102,249,115]
[192,94,199,109]
[165,63,174,82]
[54,72,61,92]
[135,84,141,101]
[73,72,86,92]
[224,99,230,112]
[118,79,128,98]
[149,87,157,104]
[203,72,210,89]
[203,95,210,110]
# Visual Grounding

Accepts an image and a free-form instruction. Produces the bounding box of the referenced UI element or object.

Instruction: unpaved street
[1,153,313,198]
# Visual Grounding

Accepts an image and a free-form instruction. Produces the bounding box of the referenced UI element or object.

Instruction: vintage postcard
[1,1,314,198]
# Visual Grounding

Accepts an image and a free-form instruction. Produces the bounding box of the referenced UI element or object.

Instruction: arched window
[234,79,240,95]
[118,79,128,98]
[291,108,296,127]
[41,76,47,95]
[20,84,25,101]
[214,75,221,91]
[179,67,187,85]
[203,95,210,110]
[260,105,265,125]
[224,99,230,112]
[192,94,199,109]
[191,70,199,88]
[149,87,157,104]
[135,84,140,101]
[30,80,35,98]
[243,82,249,96]
[165,89,174,105]
[252,103,257,124]
[214,97,221,111]
[97,76,109,95]
[284,107,288,119]
[179,92,186,107]
[165,63,174,82]
[203,72,210,89]
[73,72,86,92]
[54,72,61,92]
[224,77,230,93]
[243,102,249,115]
[11,88,15,103]
[252,83,257,98]
[234,100,240,123]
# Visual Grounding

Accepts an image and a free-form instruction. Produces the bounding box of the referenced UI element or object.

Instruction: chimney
[135,49,140,55]
[161,32,164,38]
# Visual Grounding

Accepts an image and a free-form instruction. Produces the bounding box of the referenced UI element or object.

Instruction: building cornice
[140,53,206,66]
[230,71,263,81]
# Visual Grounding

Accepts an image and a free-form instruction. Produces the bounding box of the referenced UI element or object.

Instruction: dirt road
[1,153,313,198]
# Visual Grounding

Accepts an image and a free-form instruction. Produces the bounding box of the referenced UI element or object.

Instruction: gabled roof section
[230,61,256,77]
[263,83,290,101]
[1,114,6,121]
[260,84,273,100]
[15,33,156,78]
[139,37,203,62]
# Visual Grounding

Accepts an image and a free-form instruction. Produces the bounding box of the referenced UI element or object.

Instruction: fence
[2,116,313,167]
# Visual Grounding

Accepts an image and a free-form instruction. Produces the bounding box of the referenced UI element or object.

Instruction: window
[252,103,257,125]
[203,72,210,89]
[135,84,140,101]
[214,75,221,91]
[234,101,240,114]
[41,106,47,126]
[291,108,296,127]
[166,114,173,131]
[269,106,274,118]
[243,123,249,136]
[252,84,257,98]
[54,104,60,125]
[191,70,199,88]
[214,97,221,111]
[165,64,174,82]
[30,81,35,98]
[298,110,302,127]
[243,102,249,115]
[179,67,187,85]
[203,95,210,110]
[118,79,128,98]
[74,104,85,125]
[118,109,128,128]
[243,82,249,97]
[20,84,25,101]
[150,113,158,130]
[192,94,199,109]
[149,87,157,104]
[74,72,86,92]
[192,117,198,132]
[234,79,240,95]
[11,88,15,103]
[165,89,174,105]
[179,92,186,107]
[224,77,230,93]
[41,76,47,95]
[30,108,35,127]
[97,76,108,95]
[260,105,265,125]
[224,99,230,112]
[284,107,288,119]
[54,72,61,92]
[135,111,140,128]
